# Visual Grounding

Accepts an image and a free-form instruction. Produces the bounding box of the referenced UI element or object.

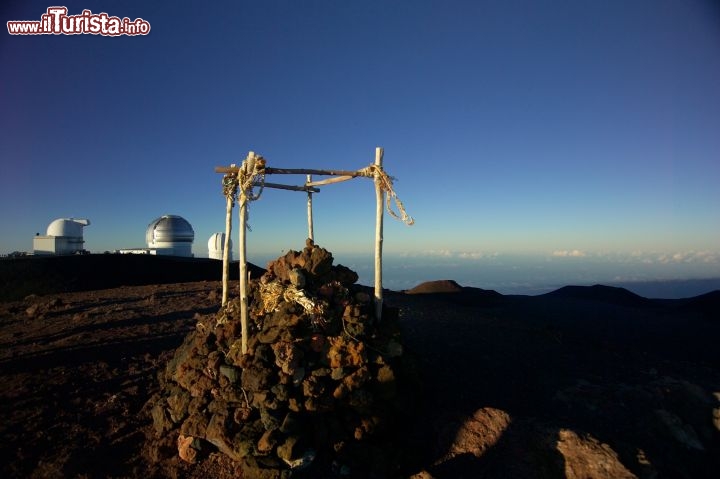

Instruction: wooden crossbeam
[265,167,369,177]
[305,175,355,187]
[214,166,370,178]
[257,181,320,193]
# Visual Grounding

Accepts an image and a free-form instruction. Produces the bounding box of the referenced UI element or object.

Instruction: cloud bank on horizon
[395,248,719,266]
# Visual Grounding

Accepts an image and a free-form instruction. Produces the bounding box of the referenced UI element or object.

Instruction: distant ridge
[610,278,720,299]
[680,289,720,318]
[544,284,649,306]
[405,280,502,308]
[406,279,463,294]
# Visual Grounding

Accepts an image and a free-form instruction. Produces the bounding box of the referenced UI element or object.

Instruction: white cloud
[458,251,486,259]
[695,251,720,264]
[394,249,720,266]
[426,249,453,257]
[395,249,498,260]
[552,249,586,258]
[627,251,720,265]
[395,249,454,258]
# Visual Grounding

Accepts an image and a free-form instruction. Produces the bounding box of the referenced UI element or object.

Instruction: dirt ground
[0,281,222,478]
[1,274,719,478]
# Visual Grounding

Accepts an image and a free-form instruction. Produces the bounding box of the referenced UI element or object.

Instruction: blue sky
[2,1,719,292]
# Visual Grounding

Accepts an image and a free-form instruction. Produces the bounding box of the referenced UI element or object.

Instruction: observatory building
[33,218,90,255]
[144,214,195,257]
[208,232,232,260]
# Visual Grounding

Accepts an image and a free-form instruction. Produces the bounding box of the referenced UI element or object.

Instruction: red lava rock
[148,243,407,477]
[435,408,511,463]
[556,429,637,479]
[177,434,198,464]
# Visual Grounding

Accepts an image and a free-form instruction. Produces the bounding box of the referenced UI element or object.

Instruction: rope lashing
[359,164,415,226]
[222,173,239,203]
[222,155,267,231]
[238,155,266,202]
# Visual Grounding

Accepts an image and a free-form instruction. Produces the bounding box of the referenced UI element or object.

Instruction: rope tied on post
[359,164,415,226]
[239,155,266,202]
[228,154,267,233]
[222,173,239,203]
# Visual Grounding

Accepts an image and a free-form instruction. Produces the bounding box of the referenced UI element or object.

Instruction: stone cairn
[149,240,411,478]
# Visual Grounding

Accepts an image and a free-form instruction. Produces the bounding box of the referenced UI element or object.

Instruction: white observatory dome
[146,215,194,257]
[47,218,90,238]
[208,232,232,260]
[34,218,90,255]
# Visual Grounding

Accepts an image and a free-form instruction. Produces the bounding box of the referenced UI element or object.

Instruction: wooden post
[307,174,314,241]
[239,193,249,355]
[221,165,236,307]
[374,147,384,321]
[238,152,256,356]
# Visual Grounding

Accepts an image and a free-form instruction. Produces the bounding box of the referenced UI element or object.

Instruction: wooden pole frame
[216,146,410,356]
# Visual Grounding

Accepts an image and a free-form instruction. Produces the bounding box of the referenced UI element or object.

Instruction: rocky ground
[0,254,719,478]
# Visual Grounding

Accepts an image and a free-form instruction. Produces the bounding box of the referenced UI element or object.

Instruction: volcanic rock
[556,429,637,479]
[177,434,198,464]
[434,408,511,463]
[148,241,409,477]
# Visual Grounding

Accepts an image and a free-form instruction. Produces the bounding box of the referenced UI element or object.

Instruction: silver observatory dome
[145,214,194,256]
